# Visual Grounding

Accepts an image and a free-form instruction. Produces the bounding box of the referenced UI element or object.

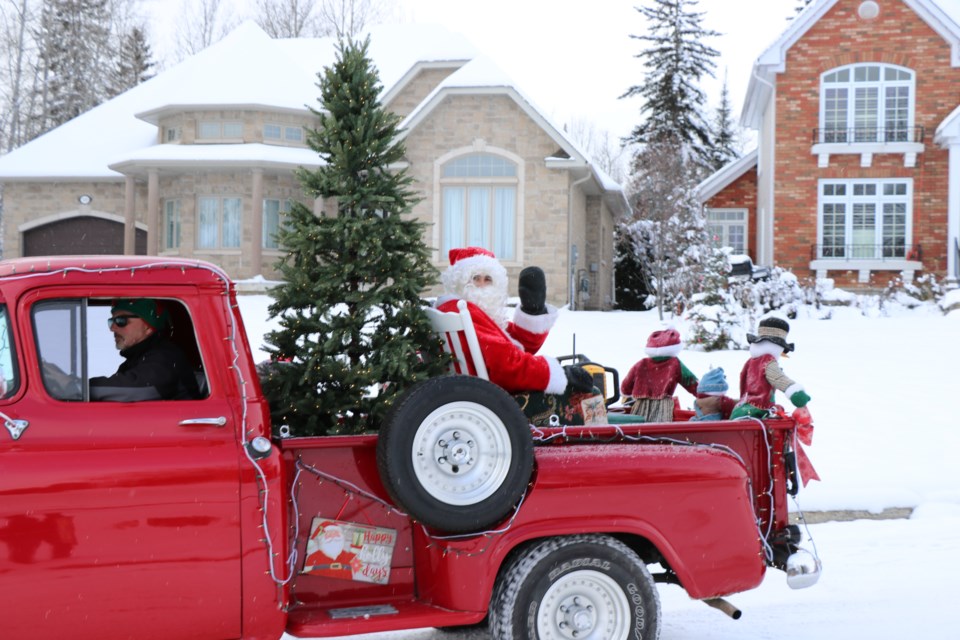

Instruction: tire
[376,376,533,534]
[489,534,661,640]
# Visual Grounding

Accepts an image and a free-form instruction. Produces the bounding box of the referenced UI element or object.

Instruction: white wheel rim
[537,569,631,640]
[411,400,513,506]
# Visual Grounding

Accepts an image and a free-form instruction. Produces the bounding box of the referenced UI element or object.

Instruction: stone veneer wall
[404,93,588,308]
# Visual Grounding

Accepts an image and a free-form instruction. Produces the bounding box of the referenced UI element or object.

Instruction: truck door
[0,293,243,639]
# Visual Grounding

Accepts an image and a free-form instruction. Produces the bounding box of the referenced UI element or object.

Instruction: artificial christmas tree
[261,36,447,437]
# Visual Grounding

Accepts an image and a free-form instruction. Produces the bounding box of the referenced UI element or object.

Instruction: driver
[88,299,200,401]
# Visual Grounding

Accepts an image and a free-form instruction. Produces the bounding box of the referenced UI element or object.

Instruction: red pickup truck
[0,257,819,640]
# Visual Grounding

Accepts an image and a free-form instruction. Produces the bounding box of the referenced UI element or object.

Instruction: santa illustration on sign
[435,247,596,418]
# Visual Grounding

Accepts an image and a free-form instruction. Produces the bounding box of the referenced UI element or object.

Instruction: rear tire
[489,534,660,640]
[376,376,533,533]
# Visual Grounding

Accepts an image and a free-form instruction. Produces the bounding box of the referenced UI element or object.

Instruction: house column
[250,168,264,277]
[146,169,159,255]
[948,144,960,284]
[123,176,135,254]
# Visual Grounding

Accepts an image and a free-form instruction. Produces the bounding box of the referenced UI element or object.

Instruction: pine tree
[108,25,155,98]
[621,0,720,168]
[32,0,112,135]
[260,36,448,437]
[709,72,739,170]
[685,246,745,351]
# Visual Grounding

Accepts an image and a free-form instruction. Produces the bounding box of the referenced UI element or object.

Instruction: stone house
[0,22,627,309]
[698,0,960,288]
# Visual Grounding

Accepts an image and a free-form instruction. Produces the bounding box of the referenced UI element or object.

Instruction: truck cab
[0,257,818,640]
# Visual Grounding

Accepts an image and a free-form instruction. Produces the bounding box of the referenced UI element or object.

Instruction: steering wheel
[41,361,82,400]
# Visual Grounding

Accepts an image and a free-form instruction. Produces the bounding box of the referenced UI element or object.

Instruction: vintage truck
[0,256,820,640]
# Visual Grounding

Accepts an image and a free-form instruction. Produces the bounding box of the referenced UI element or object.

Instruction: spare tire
[376,376,533,534]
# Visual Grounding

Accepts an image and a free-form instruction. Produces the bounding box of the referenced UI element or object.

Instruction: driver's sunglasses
[107,314,139,328]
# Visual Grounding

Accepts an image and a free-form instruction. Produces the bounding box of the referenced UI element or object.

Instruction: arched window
[820,63,915,143]
[440,153,518,260]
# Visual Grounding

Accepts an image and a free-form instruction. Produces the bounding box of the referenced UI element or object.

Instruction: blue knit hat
[698,367,728,396]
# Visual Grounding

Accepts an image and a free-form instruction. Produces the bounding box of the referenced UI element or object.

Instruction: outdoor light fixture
[78,194,92,205]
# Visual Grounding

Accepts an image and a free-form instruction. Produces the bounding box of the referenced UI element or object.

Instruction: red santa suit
[437,247,567,395]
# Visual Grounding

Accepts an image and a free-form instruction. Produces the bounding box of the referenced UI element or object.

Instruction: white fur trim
[645,343,683,358]
[441,255,508,297]
[545,356,568,395]
[749,341,783,359]
[785,382,804,397]
[512,303,558,334]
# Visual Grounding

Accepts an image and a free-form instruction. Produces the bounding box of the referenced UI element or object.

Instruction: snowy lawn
[237,294,960,639]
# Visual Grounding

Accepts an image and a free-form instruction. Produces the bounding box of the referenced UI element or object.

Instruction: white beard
[464,283,509,329]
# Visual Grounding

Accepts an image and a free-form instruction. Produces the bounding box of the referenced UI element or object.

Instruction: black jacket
[90,333,201,401]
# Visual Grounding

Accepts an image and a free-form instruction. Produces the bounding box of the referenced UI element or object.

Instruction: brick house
[698,0,960,288]
[0,22,626,309]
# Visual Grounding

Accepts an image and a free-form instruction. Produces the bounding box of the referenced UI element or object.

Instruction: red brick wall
[705,169,758,262]
[772,0,957,287]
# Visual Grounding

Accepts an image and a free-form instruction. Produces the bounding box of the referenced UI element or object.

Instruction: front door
[0,290,242,638]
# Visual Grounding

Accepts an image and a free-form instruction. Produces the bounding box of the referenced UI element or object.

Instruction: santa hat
[698,367,728,396]
[441,246,508,296]
[747,317,795,353]
[645,328,683,358]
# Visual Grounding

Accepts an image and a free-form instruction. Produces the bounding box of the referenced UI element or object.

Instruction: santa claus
[435,247,593,397]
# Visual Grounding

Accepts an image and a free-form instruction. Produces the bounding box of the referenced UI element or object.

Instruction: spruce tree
[709,72,739,171]
[260,36,448,437]
[32,0,112,135]
[685,247,745,351]
[108,26,155,98]
[621,0,720,168]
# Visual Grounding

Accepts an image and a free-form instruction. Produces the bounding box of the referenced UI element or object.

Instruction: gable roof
[695,149,758,203]
[0,21,621,210]
[741,0,960,128]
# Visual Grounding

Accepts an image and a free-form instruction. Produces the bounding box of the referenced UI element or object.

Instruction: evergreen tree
[621,0,720,168]
[108,25,154,98]
[260,36,448,437]
[685,246,745,351]
[709,71,739,170]
[32,0,112,135]
[613,225,653,311]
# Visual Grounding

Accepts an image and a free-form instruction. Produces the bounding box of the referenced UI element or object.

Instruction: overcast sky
[146,0,801,143]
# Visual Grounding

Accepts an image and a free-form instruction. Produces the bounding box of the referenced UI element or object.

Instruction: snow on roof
[0,20,621,205]
[0,22,479,180]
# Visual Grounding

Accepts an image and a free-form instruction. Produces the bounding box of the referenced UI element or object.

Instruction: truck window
[32,298,207,401]
[0,305,19,399]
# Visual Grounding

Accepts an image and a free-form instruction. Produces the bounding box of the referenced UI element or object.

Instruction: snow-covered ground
[236,293,960,639]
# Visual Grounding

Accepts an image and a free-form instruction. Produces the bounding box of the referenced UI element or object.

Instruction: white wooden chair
[425,299,489,380]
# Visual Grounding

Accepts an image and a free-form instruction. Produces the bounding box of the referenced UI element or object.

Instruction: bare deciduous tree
[565,116,630,186]
[0,0,37,151]
[254,0,323,38]
[316,0,393,38]
[173,0,238,61]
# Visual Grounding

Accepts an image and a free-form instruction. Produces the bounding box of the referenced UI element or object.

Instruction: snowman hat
[747,317,795,353]
[698,367,728,396]
[441,246,508,296]
[645,328,683,358]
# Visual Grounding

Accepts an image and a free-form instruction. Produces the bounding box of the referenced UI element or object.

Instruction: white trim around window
[811,178,920,281]
[705,207,748,254]
[197,196,242,250]
[433,145,525,264]
[163,199,181,251]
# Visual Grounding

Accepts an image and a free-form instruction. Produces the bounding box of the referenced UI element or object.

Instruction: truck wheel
[376,376,533,534]
[489,534,661,640]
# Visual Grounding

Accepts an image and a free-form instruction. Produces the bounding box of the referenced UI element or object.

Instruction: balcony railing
[811,126,925,145]
[810,243,922,261]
